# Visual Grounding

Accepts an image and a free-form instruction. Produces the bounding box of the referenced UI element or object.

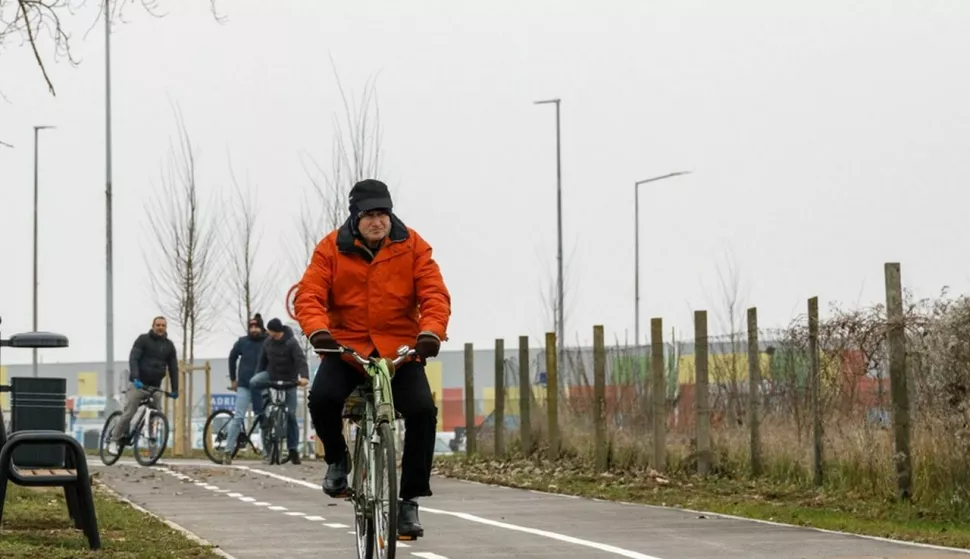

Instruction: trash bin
[10,377,67,467]
[83,429,101,451]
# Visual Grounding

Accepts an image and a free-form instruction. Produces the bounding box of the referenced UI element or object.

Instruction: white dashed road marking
[143,465,449,558]
[231,465,663,559]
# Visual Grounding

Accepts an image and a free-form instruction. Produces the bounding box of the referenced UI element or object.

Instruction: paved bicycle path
[92,458,970,559]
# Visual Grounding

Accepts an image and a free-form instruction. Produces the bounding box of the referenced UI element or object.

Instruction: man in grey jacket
[250,318,309,464]
[109,316,179,454]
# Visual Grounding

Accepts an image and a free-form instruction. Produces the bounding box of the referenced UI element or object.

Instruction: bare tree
[702,247,748,427]
[1,0,225,96]
[143,101,220,363]
[287,60,384,299]
[223,151,274,331]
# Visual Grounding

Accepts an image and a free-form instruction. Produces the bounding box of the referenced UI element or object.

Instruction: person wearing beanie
[248,317,310,465]
[293,177,451,540]
[223,313,269,464]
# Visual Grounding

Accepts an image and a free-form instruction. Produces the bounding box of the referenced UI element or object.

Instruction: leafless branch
[288,64,385,302]
[223,150,274,332]
[2,0,224,96]
[142,100,220,363]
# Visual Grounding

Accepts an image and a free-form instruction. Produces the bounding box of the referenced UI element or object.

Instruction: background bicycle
[202,391,265,465]
[98,385,174,467]
[262,379,300,465]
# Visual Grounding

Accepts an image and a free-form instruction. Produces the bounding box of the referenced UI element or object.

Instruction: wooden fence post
[747,307,763,477]
[464,343,477,457]
[518,335,532,457]
[593,325,607,472]
[885,262,913,500]
[651,318,666,472]
[808,296,823,487]
[545,332,559,460]
[694,310,711,476]
[494,338,506,458]
[204,361,212,420]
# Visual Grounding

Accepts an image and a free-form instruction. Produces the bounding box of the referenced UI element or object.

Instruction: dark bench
[0,329,100,549]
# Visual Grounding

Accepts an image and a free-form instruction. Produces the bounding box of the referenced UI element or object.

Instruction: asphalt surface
[91,458,970,559]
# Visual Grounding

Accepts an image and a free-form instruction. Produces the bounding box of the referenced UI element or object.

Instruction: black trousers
[308,355,437,500]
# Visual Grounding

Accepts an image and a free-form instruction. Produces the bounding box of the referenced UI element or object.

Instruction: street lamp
[534,98,564,365]
[104,3,117,409]
[634,171,691,348]
[33,124,56,377]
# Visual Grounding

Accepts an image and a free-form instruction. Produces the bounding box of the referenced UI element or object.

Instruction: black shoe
[322,454,349,497]
[288,450,301,465]
[398,499,424,539]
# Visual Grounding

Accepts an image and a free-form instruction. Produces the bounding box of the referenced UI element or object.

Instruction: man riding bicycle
[293,178,451,540]
[109,316,180,454]
[246,317,310,465]
[223,313,270,465]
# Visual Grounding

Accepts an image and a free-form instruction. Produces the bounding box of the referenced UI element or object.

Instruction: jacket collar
[336,213,410,261]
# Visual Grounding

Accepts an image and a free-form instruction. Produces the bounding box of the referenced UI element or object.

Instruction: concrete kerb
[94,481,239,559]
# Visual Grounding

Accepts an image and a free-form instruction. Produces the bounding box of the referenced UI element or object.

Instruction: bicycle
[316,343,417,559]
[202,388,265,465]
[261,379,300,465]
[99,385,175,467]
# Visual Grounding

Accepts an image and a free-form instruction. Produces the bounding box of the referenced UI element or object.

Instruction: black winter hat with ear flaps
[348,179,393,216]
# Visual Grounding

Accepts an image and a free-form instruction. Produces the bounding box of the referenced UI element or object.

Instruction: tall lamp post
[104,2,117,407]
[33,124,56,377]
[634,171,691,348]
[534,98,564,365]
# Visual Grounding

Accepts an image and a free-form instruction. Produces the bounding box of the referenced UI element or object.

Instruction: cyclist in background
[223,313,269,465]
[249,317,309,465]
[108,316,179,454]
[293,178,451,539]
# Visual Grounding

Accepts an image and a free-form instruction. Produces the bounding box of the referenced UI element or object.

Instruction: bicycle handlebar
[314,344,417,367]
[141,385,177,398]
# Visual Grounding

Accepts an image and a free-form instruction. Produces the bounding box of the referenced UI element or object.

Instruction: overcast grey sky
[1,0,968,365]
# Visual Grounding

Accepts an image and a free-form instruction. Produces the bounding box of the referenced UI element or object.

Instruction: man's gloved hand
[170,390,179,399]
[132,379,144,390]
[415,332,441,359]
[310,330,340,352]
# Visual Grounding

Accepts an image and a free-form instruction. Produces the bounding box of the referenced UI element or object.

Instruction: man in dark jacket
[109,316,179,453]
[223,314,269,465]
[249,318,309,464]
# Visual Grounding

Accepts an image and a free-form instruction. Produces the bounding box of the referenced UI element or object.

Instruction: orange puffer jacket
[293,214,451,367]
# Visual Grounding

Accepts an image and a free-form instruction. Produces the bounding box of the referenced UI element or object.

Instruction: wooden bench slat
[15,468,76,477]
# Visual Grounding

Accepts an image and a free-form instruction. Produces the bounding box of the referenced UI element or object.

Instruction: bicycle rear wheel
[134,411,169,466]
[374,421,398,558]
[352,425,374,559]
[268,405,286,465]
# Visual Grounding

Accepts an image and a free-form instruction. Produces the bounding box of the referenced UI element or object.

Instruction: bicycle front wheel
[374,421,398,559]
[99,411,124,466]
[203,409,235,464]
[134,411,169,466]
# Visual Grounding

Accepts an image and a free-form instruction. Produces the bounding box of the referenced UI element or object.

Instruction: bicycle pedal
[397,534,419,541]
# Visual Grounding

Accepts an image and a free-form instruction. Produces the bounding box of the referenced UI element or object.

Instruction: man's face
[248,322,261,337]
[152,318,167,336]
[359,209,391,244]
[269,330,284,341]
